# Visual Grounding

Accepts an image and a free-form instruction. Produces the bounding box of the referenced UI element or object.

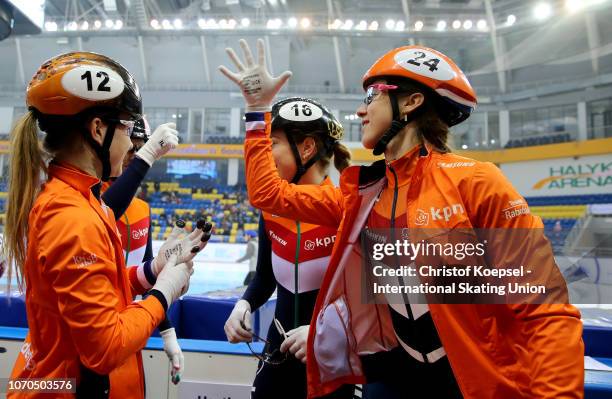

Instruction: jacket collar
[48,161,101,198]
[384,144,429,188]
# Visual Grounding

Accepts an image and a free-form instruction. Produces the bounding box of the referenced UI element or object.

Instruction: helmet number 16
[291,103,312,117]
[406,51,440,73]
[80,70,111,92]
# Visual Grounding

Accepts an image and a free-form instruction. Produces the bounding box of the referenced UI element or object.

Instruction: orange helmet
[362,45,476,127]
[27,52,142,118]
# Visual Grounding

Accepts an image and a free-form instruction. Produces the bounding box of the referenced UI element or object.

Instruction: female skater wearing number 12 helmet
[3,52,203,399]
[220,39,584,399]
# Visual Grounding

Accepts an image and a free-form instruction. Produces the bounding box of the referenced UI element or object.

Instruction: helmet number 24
[406,51,440,72]
[80,70,111,92]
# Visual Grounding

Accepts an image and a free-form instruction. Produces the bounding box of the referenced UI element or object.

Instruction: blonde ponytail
[3,111,46,292]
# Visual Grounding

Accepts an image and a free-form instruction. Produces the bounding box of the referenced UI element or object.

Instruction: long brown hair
[3,111,47,291]
[3,110,87,292]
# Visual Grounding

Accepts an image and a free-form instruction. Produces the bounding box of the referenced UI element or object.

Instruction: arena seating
[144,182,259,243]
[504,133,572,148]
[205,135,244,145]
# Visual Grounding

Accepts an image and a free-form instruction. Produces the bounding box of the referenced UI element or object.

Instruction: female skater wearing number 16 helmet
[220,40,584,399]
[224,95,354,399]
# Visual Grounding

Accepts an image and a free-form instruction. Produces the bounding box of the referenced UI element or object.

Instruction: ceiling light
[342,19,354,30]
[44,21,58,31]
[355,20,367,30]
[533,3,552,20]
[330,18,342,29]
[565,0,583,12]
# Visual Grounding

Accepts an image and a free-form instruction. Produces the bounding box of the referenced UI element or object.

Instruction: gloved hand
[160,327,184,385]
[152,255,193,306]
[224,299,253,343]
[136,122,179,166]
[152,219,213,276]
[218,39,292,112]
[280,325,309,363]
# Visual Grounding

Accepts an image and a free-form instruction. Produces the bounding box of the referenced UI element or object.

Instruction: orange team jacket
[116,198,151,268]
[243,111,584,399]
[9,162,165,399]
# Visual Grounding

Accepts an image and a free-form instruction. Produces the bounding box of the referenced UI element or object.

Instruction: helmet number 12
[80,70,111,92]
[406,51,440,72]
[291,103,312,117]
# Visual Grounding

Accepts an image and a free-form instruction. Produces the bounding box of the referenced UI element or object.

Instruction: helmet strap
[83,120,117,182]
[286,134,331,184]
[372,91,424,156]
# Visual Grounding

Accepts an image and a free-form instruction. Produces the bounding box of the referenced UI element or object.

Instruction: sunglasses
[105,118,136,137]
[364,83,399,105]
[240,311,288,365]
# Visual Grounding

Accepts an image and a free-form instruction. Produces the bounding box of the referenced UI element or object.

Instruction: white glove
[152,255,193,306]
[218,39,292,112]
[224,299,253,343]
[152,220,212,276]
[160,327,184,385]
[280,325,309,364]
[136,122,179,166]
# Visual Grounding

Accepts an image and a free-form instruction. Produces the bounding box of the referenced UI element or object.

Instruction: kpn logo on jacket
[304,235,336,251]
[415,203,465,226]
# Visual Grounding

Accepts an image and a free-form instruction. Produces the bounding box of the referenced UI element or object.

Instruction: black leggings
[251,355,354,399]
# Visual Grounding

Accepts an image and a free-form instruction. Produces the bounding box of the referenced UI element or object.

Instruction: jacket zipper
[294,220,301,329]
[123,213,131,265]
[387,162,418,342]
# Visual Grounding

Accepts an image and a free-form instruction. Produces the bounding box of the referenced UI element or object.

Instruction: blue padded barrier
[179,296,236,341]
[584,325,612,358]
[0,295,27,328]
[151,299,182,337]
[0,327,263,356]
[586,358,612,399]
